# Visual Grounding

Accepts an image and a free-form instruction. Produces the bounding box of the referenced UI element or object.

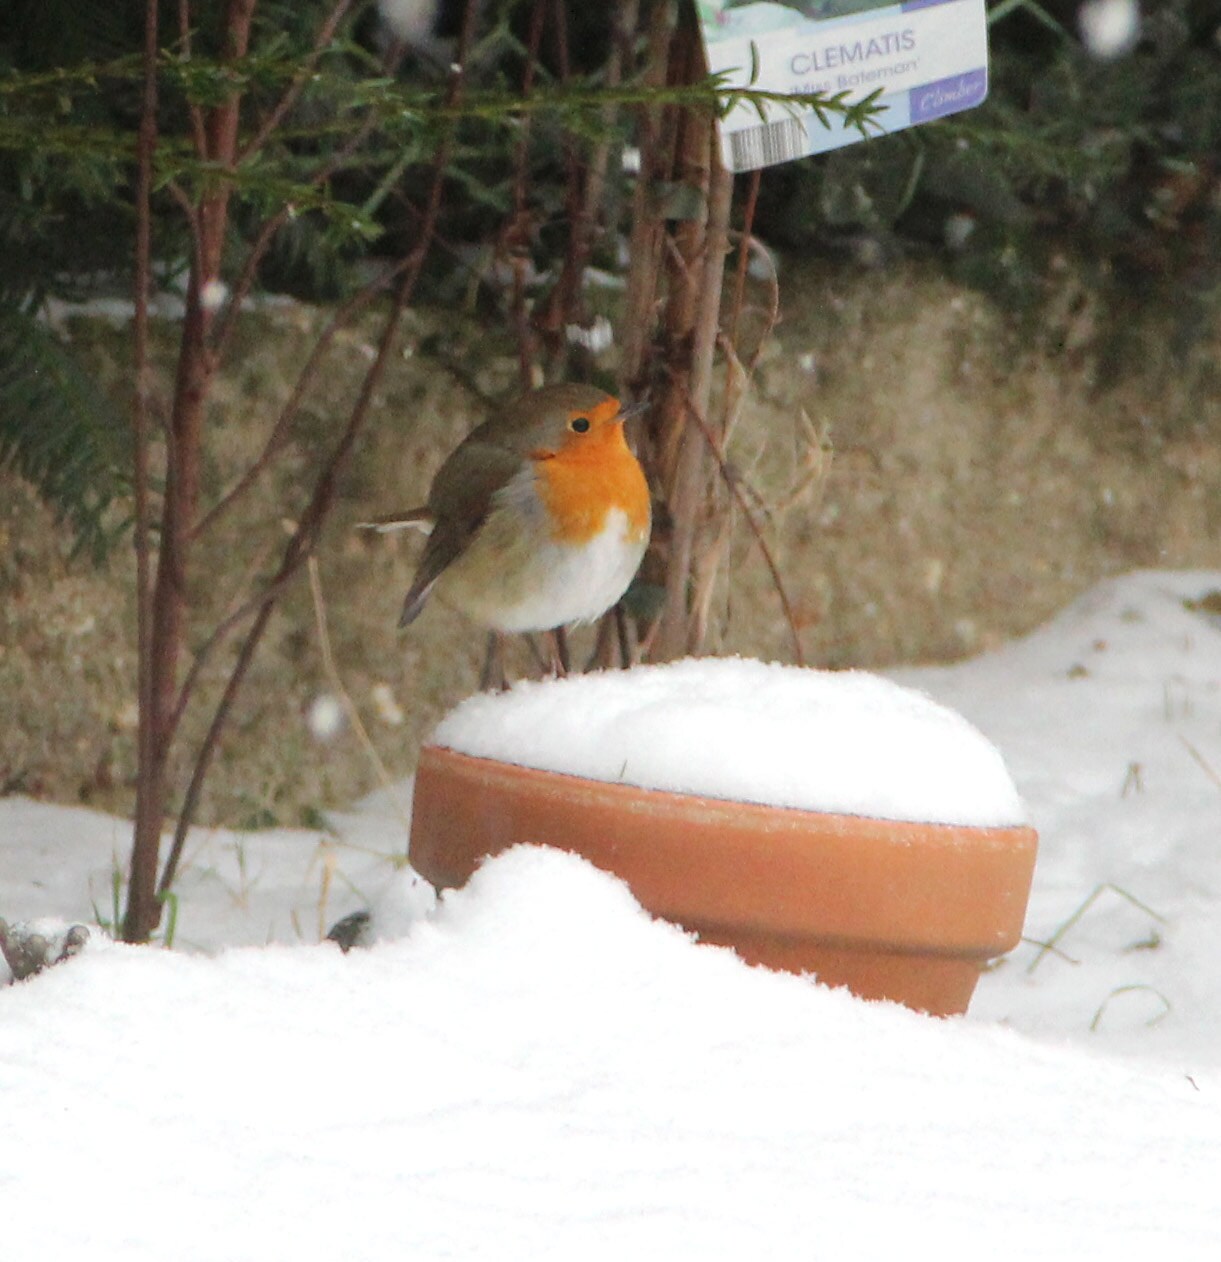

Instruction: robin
[366,383,651,636]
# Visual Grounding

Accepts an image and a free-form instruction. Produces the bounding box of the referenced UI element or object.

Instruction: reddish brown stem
[528,0,588,375]
[619,0,675,390]
[679,392,807,667]
[507,0,546,390]
[156,0,480,902]
[178,0,208,159]
[236,0,355,163]
[548,0,637,386]
[653,14,728,661]
[124,0,162,944]
[124,0,258,941]
[210,102,390,367]
[725,166,761,368]
[659,148,732,660]
[194,259,403,542]
[208,2,406,371]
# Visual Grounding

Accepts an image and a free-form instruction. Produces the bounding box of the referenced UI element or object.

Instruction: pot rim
[423,741,1029,834]
[410,745,1038,957]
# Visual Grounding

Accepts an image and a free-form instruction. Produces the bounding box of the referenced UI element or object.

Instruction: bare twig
[306,557,412,837]
[194,258,405,540]
[507,0,546,390]
[687,512,732,652]
[167,557,300,738]
[619,0,675,389]
[724,166,761,370]
[236,0,355,163]
[210,9,409,368]
[657,108,730,660]
[210,85,398,366]
[160,251,421,897]
[157,0,479,901]
[128,0,261,938]
[771,404,832,515]
[165,178,202,243]
[177,0,208,160]
[127,0,161,942]
[530,0,588,377]
[736,235,781,379]
[678,388,807,666]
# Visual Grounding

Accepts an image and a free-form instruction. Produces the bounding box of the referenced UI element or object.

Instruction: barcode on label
[726,116,808,172]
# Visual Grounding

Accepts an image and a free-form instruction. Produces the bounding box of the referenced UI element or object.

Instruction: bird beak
[616,398,649,424]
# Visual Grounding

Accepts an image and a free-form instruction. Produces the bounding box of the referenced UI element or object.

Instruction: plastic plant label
[699,0,990,172]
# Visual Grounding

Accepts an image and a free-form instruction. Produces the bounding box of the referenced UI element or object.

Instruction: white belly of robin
[436,506,648,633]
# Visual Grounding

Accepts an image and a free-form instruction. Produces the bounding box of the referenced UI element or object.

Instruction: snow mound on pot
[431,658,1026,827]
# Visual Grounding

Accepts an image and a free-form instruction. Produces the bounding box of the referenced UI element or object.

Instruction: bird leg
[549,626,571,678]
[525,629,571,679]
[479,632,509,692]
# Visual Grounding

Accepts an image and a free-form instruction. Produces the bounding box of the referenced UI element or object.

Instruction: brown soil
[2,260,1218,828]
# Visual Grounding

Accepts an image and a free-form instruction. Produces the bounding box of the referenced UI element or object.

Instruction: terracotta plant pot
[409,744,1038,1017]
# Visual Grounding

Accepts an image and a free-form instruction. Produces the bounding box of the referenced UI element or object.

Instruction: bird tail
[398,576,439,628]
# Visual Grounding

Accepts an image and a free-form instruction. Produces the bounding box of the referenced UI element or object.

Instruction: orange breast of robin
[535,408,650,545]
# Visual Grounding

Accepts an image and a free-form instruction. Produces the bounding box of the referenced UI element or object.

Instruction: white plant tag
[699,0,990,172]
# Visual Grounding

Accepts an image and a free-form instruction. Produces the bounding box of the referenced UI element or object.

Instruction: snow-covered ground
[3,569,1220,1257]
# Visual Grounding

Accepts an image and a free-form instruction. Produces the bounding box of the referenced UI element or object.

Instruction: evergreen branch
[0,63,880,158]
[0,308,130,563]
[936,111,1136,185]
[0,71,881,258]
[987,0,1072,41]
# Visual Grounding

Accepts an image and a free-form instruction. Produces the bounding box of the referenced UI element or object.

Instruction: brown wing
[397,438,522,627]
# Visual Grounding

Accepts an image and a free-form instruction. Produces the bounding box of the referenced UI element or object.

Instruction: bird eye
[569,416,590,433]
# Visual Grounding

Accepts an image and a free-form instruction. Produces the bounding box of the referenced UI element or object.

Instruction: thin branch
[158,0,480,900]
[167,561,296,740]
[551,0,582,307]
[200,29,429,532]
[210,26,406,367]
[2,60,881,134]
[210,109,387,362]
[725,166,761,371]
[212,0,258,164]
[126,0,161,943]
[736,233,781,376]
[512,0,546,210]
[307,557,412,837]
[619,0,675,389]
[166,178,203,248]
[507,0,546,390]
[178,0,208,159]
[208,0,389,364]
[657,80,728,659]
[527,0,589,376]
[678,386,808,666]
[544,0,638,384]
[161,254,414,896]
[194,258,404,541]
[236,0,355,164]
